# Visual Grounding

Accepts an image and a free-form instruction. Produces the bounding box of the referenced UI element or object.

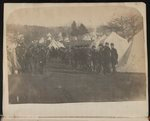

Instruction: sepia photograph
[3,3,148,117]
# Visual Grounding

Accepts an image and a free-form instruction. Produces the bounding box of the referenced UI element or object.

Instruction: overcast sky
[7,5,141,28]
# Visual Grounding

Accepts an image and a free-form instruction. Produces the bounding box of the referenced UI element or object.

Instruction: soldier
[38,44,47,74]
[15,42,26,73]
[80,45,88,71]
[74,46,80,68]
[70,46,77,68]
[83,45,89,71]
[90,45,97,72]
[110,43,118,72]
[97,43,104,73]
[24,43,36,73]
[102,42,111,74]
[59,48,66,64]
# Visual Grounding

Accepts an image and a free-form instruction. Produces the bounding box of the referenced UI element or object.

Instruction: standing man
[110,43,118,72]
[97,43,104,73]
[90,46,97,72]
[102,42,111,74]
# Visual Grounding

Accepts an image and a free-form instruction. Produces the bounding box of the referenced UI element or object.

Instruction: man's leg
[112,62,116,72]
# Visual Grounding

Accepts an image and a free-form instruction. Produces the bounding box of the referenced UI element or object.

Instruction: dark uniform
[110,48,118,72]
[71,46,78,68]
[80,46,88,70]
[97,45,104,73]
[24,44,36,73]
[90,46,97,72]
[37,44,47,74]
[102,44,111,74]
[16,42,26,73]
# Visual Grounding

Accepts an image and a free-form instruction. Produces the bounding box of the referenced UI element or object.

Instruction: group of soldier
[56,42,118,74]
[14,41,48,74]
[14,40,118,74]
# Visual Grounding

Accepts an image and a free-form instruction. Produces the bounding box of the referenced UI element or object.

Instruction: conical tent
[95,35,107,49]
[47,36,52,41]
[64,37,70,42]
[82,34,91,41]
[48,39,65,49]
[90,32,97,40]
[48,39,59,49]
[58,32,63,42]
[117,30,146,73]
[39,37,45,43]
[56,41,65,48]
[104,32,129,61]
[47,33,52,37]
[90,35,107,49]
[47,33,52,41]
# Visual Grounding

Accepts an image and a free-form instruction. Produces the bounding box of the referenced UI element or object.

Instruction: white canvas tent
[104,32,129,61]
[47,33,52,41]
[82,34,91,41]
[56,41,65,48]
[90,35,107,49]
[39,37,45,44]
[95,35,107,49]
[117,30,146,73]
[47,36,52,41]
[64,37,70,42]
[48,39,65,49]
[58,32,63,42]
[90,32,97,40]
[47,33,52,37]
[48,39,59,49]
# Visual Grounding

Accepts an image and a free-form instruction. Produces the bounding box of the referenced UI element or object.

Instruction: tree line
[97,14,143,41]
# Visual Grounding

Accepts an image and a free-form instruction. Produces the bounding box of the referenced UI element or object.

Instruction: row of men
[13,41,118,74]
[55,42,118,74]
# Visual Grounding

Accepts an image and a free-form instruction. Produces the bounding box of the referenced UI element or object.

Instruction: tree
[70,21,78,36]
[127,15,143,36]
[107,16,129,38]
[100,15,143,40]
[62,32,67,39]
[78,23,88,35]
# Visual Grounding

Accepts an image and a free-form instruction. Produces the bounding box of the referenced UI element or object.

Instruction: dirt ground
[9,63,146,104]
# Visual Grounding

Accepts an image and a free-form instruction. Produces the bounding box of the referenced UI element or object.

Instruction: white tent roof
[90,35,107,49]
[56,41,65,48]
[47,33,52,37]
[82,34,91,41]
[90,32,97,40]
[39,37,45,43]
[47,33,52,41]
[48,39,59,49]
[95,35,107,48]
[64,37,70,42]
[48,39,65,49]
[58,32,63,41]
[104,32,129,61]
[47,36,52,41]
[117,30,146,73]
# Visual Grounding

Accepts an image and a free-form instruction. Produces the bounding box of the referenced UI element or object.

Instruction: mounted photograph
[3,3,148,117]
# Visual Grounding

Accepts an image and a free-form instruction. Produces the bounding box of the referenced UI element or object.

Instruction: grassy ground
[9,63,146,104]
